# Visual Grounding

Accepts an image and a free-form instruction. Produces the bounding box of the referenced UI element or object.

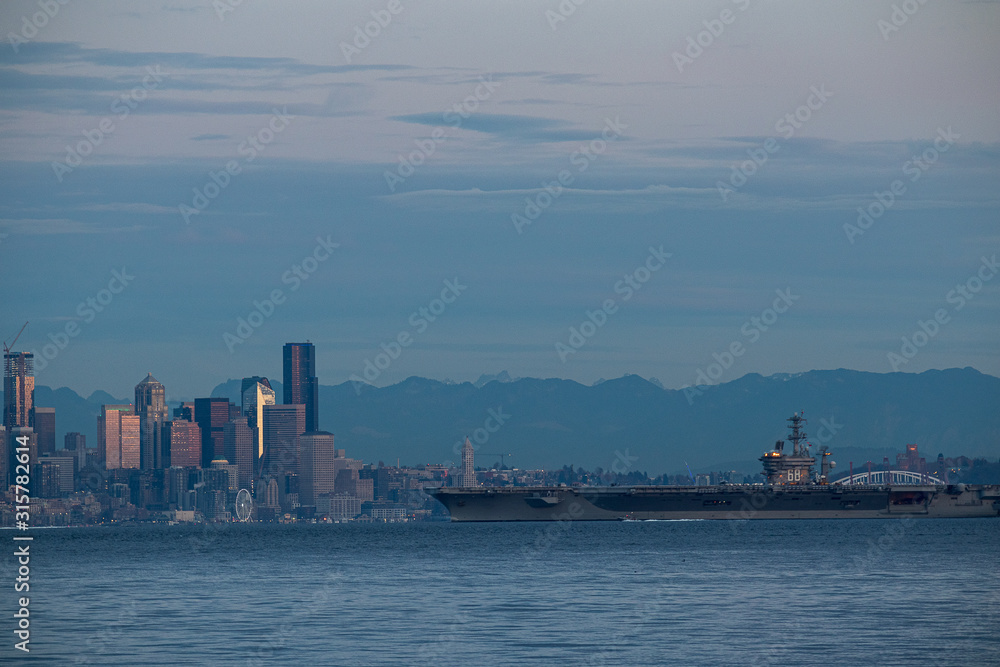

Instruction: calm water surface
[4,519,998,666]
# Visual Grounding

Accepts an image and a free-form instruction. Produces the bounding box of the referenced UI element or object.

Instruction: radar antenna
[786,411,808,456]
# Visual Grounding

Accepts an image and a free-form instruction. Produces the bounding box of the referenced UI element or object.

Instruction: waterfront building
[37,453,74,496]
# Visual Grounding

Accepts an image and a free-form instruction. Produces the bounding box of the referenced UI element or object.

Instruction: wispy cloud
[0,41,412,75]
[0,217,147,234]
[391,113,601,143]
[76,202,176,214]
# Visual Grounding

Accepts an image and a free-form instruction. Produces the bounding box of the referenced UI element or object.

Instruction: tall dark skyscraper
[3,352,34,430]
[135,373,168,469]
[194,398,233,469]
[31,406,55,456]
[283,342,318,432]
[64,432,85,451]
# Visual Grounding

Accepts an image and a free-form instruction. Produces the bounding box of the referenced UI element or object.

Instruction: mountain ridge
[11,367,998,475]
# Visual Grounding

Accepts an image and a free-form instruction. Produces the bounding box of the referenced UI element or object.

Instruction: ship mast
[786,412,808,456]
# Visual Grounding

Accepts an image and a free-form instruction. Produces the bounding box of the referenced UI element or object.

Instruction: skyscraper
[173,402,194,422]
[194,397,233,468]
[164,420,201,468]
[135,373,168,469]
[64,432,85,451]
[461,437,475,488]
[223,416,254,491]
[299,431,336,505]
[261,403,305,479]
[31,406,55,456]
[3,352,34,430]
[241,376,276,466]
[283,342,318,432]
[65,432,86,471]
[98,405,140,469]
[209,455,239,493]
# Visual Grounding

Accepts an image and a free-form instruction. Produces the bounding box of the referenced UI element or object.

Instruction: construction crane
[3,321,28,354]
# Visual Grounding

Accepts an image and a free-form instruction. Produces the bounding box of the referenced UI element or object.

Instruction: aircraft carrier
[428,414,1000,521]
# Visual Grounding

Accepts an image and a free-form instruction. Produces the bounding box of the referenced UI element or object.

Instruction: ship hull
[429,485,1000,521]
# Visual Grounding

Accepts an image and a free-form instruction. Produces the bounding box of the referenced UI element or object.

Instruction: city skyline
[1,1,997,400]
[2,4,997,664]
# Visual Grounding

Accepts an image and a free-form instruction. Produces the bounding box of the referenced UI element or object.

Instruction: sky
[1,0,998,401]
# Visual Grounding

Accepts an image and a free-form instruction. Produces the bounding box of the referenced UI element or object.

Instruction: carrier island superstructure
[428,413,1000,521]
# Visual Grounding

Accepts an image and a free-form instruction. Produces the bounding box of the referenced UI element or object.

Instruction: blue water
[3,519,998,666]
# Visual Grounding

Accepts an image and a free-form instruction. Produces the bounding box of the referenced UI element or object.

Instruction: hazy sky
[1,0,998,400]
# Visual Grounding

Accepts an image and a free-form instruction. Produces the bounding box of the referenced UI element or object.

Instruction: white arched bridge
[833,470,944,486]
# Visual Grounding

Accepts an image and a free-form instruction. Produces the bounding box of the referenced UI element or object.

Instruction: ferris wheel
[235,488,253,522]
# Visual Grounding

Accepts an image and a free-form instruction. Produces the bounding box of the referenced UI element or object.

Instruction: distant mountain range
[11,368,999,475]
